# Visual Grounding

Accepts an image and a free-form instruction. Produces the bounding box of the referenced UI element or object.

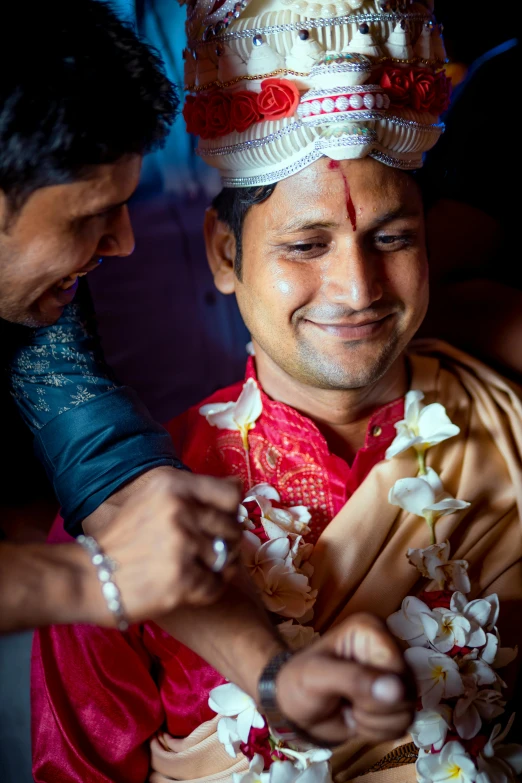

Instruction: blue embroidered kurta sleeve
[9,290,183,536]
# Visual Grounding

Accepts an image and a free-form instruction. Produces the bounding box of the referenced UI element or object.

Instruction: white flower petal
[269,761,299,783]
[234,378,263,426]
[199,401,235,416]
[208,682,255,717]
[422,466,446,494]
[389,476,436,516]
[245,484,281,502]
[385,431,419,459]
[417,403,460,446]
[405,390,425,428]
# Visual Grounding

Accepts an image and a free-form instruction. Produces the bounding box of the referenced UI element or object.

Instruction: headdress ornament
[180,0,450,186]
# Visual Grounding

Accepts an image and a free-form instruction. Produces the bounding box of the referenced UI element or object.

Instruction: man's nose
[97,205,136,257]
[322,247,383,310]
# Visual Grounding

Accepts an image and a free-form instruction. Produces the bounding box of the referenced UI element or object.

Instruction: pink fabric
[32,359,404,782]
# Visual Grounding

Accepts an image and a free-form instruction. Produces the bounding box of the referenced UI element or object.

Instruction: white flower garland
[200,384,522,783]
[386,391,522,783]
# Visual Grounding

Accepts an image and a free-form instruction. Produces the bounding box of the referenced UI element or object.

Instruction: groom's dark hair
[0,0,177,214]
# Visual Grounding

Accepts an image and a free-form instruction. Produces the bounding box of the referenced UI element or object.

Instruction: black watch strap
[258,649,332,747]
[258,650,297,741]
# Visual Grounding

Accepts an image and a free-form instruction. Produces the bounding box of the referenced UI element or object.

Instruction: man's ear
[204,208,237,295]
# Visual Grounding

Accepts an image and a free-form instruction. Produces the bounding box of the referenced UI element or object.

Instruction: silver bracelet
[77,535,129,632]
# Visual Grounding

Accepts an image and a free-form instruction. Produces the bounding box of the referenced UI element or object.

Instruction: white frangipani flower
[430,607,476,654]
[200,378,262,448]
[287,536,314,578]
[277,620,319,650]
[233,754,270,783]
[242,531,292,586]
[405,646,464,709]
[411,706,452,751]
[279,747,332,770]
[208,683,265,743]
[217,717,242,759]
[269,758,332,783]
[240,485,311,540]
[387,596,439,647]
[454,680,505,740]
[261,564,317,619]
[389,468,470,541]
[451,592,499,632]
[416,741,477,783]
[385,390,460,459]
[476,714,522,782]
[459,650,498,688]
[408,542,471,593]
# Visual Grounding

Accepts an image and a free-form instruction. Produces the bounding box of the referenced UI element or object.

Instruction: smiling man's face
[211,157,429,391]
[0,154,142,326]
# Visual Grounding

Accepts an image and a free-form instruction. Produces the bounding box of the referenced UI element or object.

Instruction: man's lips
[304,314,394,340]
[51,276,81,306]
[48,259,102,306]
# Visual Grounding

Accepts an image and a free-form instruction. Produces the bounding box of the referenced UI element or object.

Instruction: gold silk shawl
[150,340,522,783]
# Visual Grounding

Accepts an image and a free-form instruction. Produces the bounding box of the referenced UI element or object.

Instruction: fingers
[320,613,407,675]
[179,500,242,545]
[351,703,413,741]
[304,656,409,714]
[277,641,416,747]
[172,472,242,513]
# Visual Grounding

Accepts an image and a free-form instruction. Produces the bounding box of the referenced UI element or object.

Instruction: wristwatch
[258,649,331,746]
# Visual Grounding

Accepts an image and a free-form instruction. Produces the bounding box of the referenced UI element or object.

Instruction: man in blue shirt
[0,0,242,633]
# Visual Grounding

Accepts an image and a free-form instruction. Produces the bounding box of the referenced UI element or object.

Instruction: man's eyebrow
[367,206,422,229]
[81,198,129,218]
[275,218,338,234]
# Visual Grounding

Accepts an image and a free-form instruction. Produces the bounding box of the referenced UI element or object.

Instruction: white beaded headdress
[180,0,449,186]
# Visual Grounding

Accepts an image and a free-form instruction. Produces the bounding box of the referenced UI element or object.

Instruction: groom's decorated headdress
[181,0,449,186]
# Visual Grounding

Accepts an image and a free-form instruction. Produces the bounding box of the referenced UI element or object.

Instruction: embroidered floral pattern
[9,303,116,430]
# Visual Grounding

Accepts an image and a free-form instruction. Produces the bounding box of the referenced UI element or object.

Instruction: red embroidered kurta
[32,360,404,783]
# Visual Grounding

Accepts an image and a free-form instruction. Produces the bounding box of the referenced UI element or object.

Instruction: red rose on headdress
[430,70,452,114]
[204,92,233,139]
[182,95,198,134]
[409,68,438,112]
[185,95,209,138]
[258,78,300,120]
[379,67,411,106]
[230,90,262,133]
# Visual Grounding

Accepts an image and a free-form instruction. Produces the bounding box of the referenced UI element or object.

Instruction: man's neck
[254,349,408,464]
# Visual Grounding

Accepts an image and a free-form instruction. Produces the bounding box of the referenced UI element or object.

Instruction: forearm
[159,575,285,700]
[0,541,107,633]
[83,465,177,535]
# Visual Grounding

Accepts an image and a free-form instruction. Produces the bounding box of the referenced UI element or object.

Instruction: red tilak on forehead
[328,159,357,232]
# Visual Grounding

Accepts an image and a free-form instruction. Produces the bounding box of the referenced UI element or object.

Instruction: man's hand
[86,469,242,625]
[275,613,415,746]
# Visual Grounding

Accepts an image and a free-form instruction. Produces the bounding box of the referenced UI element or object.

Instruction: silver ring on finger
[211,537,228,573]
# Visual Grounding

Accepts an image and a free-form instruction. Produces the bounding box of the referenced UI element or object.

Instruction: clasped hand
[276,613,416,746]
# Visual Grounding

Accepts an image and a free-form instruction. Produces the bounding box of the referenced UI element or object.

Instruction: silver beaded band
[77,535,129,632]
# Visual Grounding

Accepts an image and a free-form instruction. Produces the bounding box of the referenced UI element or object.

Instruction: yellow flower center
[432,665,447,682]
[447,764,462,779]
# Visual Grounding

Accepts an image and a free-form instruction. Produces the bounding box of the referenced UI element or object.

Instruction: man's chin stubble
[295,337,404,391]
